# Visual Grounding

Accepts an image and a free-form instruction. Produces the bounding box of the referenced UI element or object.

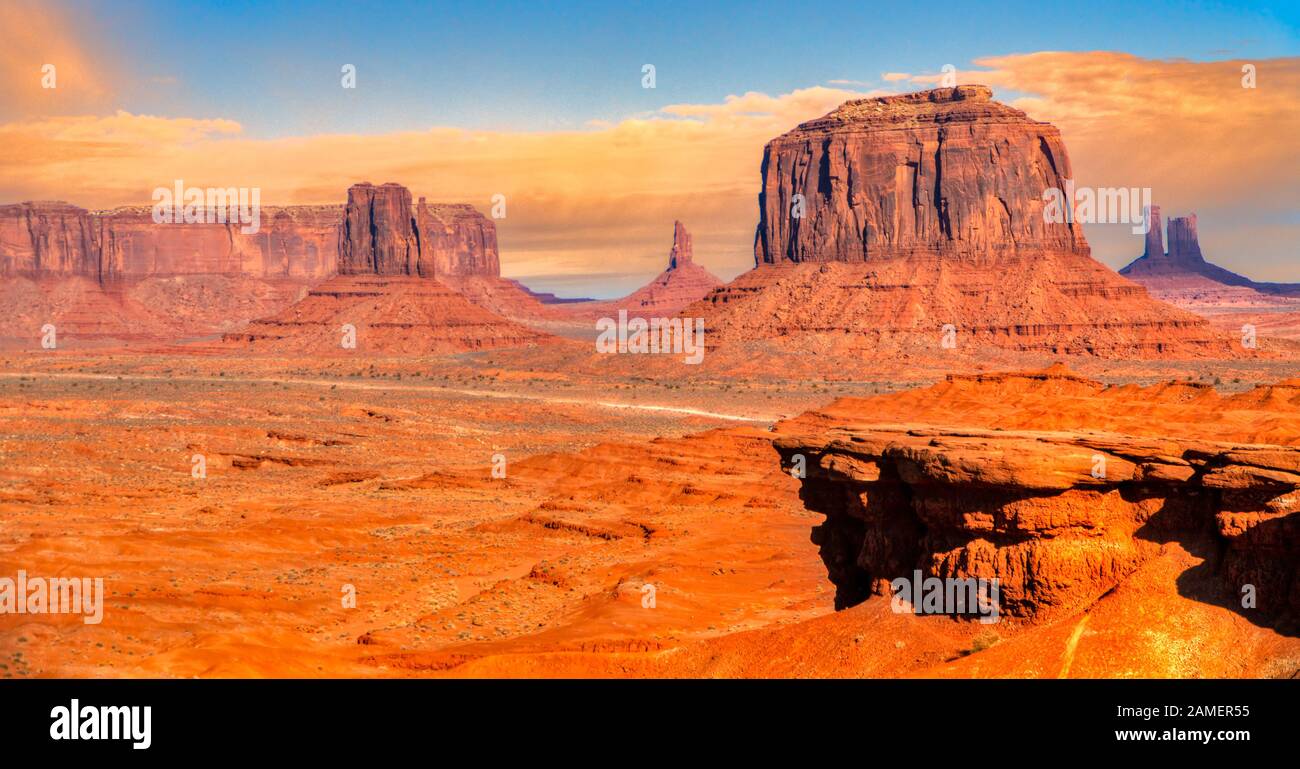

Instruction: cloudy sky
[1,0,1296,297]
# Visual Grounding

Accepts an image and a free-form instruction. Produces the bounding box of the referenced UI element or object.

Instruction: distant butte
[1120,206,1300,340]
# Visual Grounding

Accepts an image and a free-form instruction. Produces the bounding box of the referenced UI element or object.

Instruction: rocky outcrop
[337,183,420,275]
[1,184,502,283]
[0,202,99,277]
[774,368,1300,627]
[1167,214,1203,263]
[416,200,500,278]
[1122,209,1250,284]
[686,86,1240,360]
[336,184,502,278]
[0,202,340,281]
[668,220,693,269]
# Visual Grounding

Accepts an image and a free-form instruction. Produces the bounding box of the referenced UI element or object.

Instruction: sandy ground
[1,351,1297,678]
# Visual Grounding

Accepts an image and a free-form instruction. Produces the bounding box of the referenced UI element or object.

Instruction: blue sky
[87,0,1299,137]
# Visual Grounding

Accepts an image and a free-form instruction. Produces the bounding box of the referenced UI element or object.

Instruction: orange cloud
[956,52,1300,279]
[0,0,114,118]
[0,87,870,283]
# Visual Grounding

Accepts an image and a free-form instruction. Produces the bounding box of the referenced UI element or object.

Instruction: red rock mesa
[689,85,1233,358]
[230,183,551,354]
[0,185,521,347]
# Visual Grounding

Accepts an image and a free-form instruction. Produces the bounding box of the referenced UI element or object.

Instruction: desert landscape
[1,2,1297,693]
[2,83,1297,681]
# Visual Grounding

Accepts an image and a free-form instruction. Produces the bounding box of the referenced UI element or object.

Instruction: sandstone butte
[555,220,723,322]
[1120,205,1300,340]
[0,184,540,348]
[227,183,553,354]
[685,85,1239,359]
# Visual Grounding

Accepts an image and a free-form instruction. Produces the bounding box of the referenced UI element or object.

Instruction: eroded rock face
[338,183,419,275]
[686,86,1238,359]
[415,199,500,278]
[1167,214,1203,263]
[1143,204,1164,259]
[0,202,101,277]
[669,220,693,269]
[0,202,341,281]
[337,184,502,278]
[773,368,1300,626]
[0,184,504,345]
[754,85,1087,265]
[1,184,501,283]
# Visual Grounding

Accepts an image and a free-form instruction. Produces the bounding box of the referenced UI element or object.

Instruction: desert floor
[1,349,1297,678]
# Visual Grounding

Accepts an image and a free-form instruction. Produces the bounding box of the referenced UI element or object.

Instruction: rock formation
[753,85,1087,265]
[335,183,502,279]
[775,366,1300,626]
[229,275,552,354]
[1120,208,1300,340]
[668,220,693,269]
[230,183,552,354]
[416,199,500,278]
[338,183,420,275]
[555,221,722,322]
[688,86,1237,359]
[0,184,511,346]
[1142,204,1164,260]
[1167,214,1203,263]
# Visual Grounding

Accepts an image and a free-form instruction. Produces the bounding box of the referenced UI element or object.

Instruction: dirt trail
[0,370,775,423]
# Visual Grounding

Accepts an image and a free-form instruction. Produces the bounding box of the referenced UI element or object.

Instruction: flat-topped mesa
[415,198,500,278]
[1,183,499,283]
[0,201,99,277]
[668,220,693,269]
[1167,214,1203,263]
[754,84,1087,266]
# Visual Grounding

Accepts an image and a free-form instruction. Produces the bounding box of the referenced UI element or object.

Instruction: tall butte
[232,182,551,354]
[688,85,1232,358]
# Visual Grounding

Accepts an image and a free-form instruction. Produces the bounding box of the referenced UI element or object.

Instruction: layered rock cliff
[774,367,1300,628]
[687,86,1238,359]
[0,202,340,281]
[0,184,506,346]
[753,85,1087,265]
[1,184,501,283]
